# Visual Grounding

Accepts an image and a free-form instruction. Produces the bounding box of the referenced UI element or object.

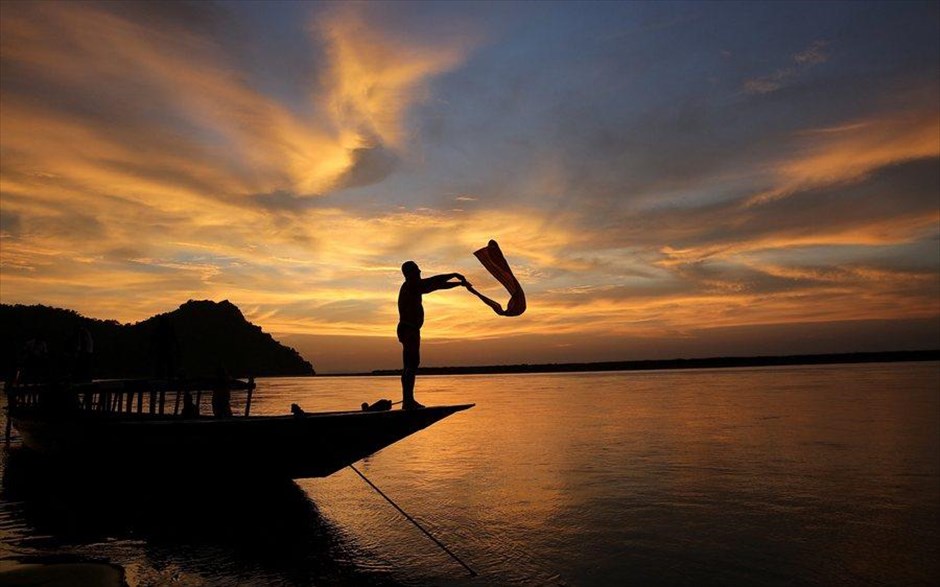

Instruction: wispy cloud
[743,40,830,95]
[793,40,830,65]
[747,109,940,205]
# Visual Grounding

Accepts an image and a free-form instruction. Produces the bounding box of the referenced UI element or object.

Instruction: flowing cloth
[468,240,526,316]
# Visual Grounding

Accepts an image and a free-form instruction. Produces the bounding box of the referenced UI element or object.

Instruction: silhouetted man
[398,261,468,409]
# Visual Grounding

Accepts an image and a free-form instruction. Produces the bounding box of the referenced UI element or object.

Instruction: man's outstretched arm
[421,273,467,293]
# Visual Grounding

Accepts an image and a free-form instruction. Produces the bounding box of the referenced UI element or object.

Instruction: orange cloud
[657,211,940,266]
[748,110,940,206]
[314,6,474,151]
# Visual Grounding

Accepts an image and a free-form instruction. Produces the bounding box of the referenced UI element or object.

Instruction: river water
[1,362,938,586]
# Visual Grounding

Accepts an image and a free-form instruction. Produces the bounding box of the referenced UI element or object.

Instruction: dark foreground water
[1,362,938,586]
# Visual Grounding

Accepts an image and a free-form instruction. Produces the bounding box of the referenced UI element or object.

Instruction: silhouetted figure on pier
[212,369,232,417]
[181,391,198,418]
[397,261,469,409]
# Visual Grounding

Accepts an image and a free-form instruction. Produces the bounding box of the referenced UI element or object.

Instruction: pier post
[244,376,254,417]
[4,388,14,444]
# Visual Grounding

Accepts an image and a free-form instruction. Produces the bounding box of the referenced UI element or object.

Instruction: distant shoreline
[321,350,939,377]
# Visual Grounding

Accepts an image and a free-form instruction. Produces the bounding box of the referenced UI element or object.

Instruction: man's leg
[401,332,422,408]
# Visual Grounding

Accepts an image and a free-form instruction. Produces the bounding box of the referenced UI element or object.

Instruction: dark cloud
[585,158,940,253]
[249,190,319,213]
[96,0,228,36]
[0,211,22,236]
[103,246,146,262]
[333,144,400,191]
[669,260,938,301]
[31,210,105,241]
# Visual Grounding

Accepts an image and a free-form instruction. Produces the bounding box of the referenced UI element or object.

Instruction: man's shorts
[397,323,420,344]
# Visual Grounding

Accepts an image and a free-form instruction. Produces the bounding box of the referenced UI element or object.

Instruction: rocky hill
[0,300,315,380]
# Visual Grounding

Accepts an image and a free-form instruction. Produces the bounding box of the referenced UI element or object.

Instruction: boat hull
[11,405,473,479]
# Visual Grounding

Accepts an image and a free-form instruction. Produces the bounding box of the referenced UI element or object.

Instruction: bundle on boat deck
[4,378,473,479]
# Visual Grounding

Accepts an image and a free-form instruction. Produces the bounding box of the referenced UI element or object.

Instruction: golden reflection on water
[1,363,938,586]
[259,364,939,585]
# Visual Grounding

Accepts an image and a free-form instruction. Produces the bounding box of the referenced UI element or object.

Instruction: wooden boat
[3,378,473,479]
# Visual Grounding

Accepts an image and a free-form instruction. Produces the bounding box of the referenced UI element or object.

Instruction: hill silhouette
[0,300,315,380]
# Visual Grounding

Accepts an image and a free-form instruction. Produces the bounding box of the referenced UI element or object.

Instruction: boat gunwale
[10,403,476,426]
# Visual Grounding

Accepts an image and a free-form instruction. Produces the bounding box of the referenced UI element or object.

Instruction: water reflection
[0,447,402,586]
[3,364,938,586]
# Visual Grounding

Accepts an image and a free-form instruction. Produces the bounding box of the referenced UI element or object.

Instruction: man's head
[401,260,421,280]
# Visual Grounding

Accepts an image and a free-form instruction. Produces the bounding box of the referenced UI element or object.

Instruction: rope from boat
[348,464,477,577]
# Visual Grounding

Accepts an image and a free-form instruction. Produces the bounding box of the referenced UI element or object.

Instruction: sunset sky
[1,1,938,372]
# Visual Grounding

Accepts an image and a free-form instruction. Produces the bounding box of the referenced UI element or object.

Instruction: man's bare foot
[403,400,425,410]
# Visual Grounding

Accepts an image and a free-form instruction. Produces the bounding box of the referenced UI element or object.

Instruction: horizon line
[310,349,940,376]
